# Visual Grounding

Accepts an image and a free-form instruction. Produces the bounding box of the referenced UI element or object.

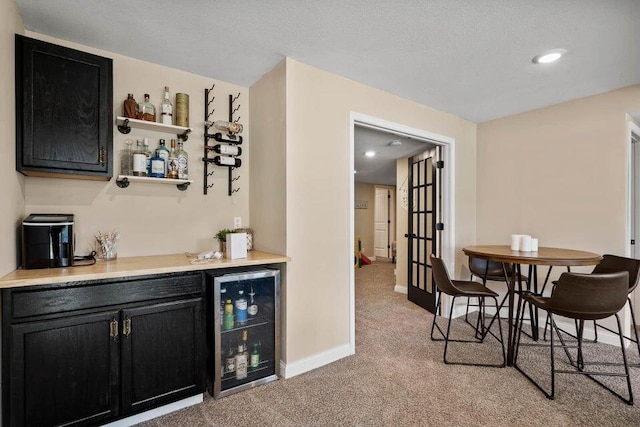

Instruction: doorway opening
[627,116,640,325]
[349,112,456,351]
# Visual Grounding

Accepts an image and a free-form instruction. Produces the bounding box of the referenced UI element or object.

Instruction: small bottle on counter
[137,94,156,122]
[160,86,173,125]
[123,93,137,119]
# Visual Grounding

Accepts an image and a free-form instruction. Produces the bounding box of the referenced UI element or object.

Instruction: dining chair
[590,255,640,364]
[430,255,506,367]
[514,271,633,405]
[466,257,530,338]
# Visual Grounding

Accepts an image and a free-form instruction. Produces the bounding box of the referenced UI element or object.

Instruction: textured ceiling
[15,0,640,123]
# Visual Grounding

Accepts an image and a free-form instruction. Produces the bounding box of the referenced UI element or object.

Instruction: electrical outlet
[234,217,242,229]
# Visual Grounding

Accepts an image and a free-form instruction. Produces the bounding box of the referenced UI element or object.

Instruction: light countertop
[0,251,289,289]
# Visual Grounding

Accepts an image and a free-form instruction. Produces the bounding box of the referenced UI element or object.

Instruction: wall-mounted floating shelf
[115,175,194,191]
[116,116,192,141]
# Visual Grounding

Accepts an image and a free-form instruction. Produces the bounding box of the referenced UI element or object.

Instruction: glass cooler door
[208,268,280,398]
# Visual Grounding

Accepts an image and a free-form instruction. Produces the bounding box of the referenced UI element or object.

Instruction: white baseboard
[280,343,353,379]
[100,394,203,427]
[394,284,407,294]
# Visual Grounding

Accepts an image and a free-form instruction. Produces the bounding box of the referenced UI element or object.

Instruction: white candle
[520,235,532,252]
[511,234,521,251]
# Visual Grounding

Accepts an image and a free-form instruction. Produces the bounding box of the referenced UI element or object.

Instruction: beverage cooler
[206,268,280,398]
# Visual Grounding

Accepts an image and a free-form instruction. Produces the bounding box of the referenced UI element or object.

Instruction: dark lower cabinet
[10,310,120,427]
[2,272,205,427]
[121,298,203,414]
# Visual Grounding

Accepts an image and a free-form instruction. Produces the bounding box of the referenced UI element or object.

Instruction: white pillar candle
[511,234,521,251]
[520,235,532,252]
[531,238,539,252]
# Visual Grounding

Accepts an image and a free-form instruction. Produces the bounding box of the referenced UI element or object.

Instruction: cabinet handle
[123,317,131,337]
[99,148,107,165]
[110,319,118,339]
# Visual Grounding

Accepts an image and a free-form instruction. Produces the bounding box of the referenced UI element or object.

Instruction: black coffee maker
[21,214,74,269]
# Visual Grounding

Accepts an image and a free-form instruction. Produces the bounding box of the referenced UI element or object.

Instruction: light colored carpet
[137,258,640,426]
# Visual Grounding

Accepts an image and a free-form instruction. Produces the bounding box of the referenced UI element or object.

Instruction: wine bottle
[207,144,242,156]
[160,86,173,125]
[235,339,248,380]
[213,156,241,167]
[205,120,243,135]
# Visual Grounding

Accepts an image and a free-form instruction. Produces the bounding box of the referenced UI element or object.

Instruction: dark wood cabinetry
[2,272,204,427]
[15,35,113,180]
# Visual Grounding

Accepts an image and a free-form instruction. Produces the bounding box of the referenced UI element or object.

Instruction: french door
[406,146,442,313]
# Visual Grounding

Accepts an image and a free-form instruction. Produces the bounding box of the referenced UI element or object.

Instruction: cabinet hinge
[109,319,118,339]
[123,317,131,337]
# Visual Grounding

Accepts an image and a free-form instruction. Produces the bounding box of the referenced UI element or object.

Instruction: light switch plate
[233,217,242,229]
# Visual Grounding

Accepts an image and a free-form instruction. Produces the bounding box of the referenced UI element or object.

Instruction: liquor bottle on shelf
[156,139,170,176]
[120,139,133,175]
[132,140,147,177]
[223,299,234,330]
[235,290,248,324]
[176,141,188,179]
[213,156,242,168]
[166,139,179,179]
[207,144,242,156]
[248,286,258,317]
[123,93,137,119]
[160,86,173,125]
[241,330,249,358]
[137,93,156,122]
[250,342,260,369]
[143,138,152,175]
[235,338,248,380]
[205,120,243,135]
[149,151,165,178]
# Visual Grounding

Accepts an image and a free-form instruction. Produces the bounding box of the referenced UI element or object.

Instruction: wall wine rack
[203,85,243,195]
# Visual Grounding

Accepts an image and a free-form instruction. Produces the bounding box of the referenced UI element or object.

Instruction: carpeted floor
[137,258,640,426]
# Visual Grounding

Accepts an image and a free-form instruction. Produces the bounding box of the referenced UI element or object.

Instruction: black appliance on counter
[21,214,74,269]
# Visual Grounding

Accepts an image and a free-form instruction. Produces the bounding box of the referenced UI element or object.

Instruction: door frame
[626,117,640,325]
[349,111,456,351]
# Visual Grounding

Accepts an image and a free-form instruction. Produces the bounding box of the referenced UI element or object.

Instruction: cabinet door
[9,310,120,427]
[15,35,113,179]
[121,298,204,414]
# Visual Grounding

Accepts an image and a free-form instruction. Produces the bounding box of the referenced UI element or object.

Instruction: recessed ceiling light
[389,140,402,146]
[365,151,376,157]
[532,48,567,64]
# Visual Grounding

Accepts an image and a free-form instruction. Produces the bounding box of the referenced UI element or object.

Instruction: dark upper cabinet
[15,35,113,180]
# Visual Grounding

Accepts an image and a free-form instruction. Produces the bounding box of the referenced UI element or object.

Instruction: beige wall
[477,85,640,258]
[354,182,375,255]
[0,0,25,276]
[283,58,477,364]
[21,31,250,259]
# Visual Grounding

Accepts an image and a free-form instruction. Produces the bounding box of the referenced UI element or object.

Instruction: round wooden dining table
[462,245,602,366]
